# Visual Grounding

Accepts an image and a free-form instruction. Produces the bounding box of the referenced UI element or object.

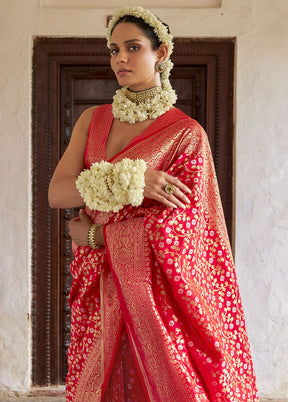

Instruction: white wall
[0,0,287,399]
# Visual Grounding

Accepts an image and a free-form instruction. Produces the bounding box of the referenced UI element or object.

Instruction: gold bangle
[87,224,101,249]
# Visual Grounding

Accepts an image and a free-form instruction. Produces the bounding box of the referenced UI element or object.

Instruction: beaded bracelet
[87,224,101,249]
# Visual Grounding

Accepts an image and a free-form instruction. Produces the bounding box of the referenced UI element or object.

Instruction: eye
[110,48,118,56]
[128,45,140,52]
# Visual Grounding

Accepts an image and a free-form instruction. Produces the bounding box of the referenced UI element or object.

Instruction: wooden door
[32,37,234,386]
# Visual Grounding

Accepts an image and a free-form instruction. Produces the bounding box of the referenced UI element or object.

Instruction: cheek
[110,58,115,70]
[137,53,157,72]
[110,58,118,75]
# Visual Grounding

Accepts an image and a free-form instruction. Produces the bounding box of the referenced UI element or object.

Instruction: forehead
[110,22,149,44]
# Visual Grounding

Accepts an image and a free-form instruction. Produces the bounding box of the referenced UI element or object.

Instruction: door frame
[31,37,235,386]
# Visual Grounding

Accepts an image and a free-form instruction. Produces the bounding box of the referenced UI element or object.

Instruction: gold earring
[155,61,165,73]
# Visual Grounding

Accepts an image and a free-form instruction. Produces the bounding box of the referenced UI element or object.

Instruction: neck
[128,76,162,92]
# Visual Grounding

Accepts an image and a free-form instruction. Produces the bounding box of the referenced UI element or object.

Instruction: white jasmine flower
[76,158,147,212]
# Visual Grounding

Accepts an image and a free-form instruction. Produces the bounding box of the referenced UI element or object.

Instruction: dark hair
[110,15,170,51]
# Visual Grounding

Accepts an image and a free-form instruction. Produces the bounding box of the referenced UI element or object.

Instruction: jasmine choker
[112,85,176,124]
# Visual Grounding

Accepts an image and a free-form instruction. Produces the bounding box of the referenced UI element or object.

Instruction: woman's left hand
[68,209,92,246]
[143,168,191,209]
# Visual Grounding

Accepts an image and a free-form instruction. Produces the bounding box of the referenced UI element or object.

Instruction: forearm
[95,225,105,246]
[48,176,84,209]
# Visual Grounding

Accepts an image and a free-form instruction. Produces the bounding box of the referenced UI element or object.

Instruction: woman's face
[110,22,161,92]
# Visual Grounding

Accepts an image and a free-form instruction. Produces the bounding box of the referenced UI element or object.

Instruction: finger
[162,184,190,206]
[154,193,178,209]
[168,193,187,209]
[68,219,76,231]
[164,174,191,195]
[172,186,191,205]
[79,209,92,223]
[79,209,86,219]
[162,191,186,209]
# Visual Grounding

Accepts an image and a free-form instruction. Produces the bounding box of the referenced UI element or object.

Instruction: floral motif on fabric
[65,106,259,401]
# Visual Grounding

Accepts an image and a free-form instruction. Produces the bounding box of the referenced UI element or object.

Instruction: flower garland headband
[107,6,173,67]
[106,6,177,123]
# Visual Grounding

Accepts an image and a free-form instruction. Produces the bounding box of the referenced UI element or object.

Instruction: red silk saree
[66,105,259,401]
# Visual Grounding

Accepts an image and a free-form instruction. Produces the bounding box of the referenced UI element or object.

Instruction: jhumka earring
[155,60,166,73]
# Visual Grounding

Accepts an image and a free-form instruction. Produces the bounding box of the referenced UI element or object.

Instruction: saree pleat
[66,105,259,401]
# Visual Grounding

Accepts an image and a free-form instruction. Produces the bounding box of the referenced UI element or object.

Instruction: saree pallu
[66,105,259,401]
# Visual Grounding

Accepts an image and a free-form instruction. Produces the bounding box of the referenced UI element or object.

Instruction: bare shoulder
[60,106,97,154]
[76,106,98,129]
[70,106,98,144]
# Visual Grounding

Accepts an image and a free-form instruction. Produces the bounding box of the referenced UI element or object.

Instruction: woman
[49,6,259,402]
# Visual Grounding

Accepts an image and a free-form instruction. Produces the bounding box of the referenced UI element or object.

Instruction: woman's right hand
[143,168,191,209]
[69,209,105,247]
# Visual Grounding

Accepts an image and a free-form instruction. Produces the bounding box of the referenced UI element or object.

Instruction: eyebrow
[110,39,142,47]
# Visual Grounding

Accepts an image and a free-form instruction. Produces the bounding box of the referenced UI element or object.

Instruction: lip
[117,69,131,76]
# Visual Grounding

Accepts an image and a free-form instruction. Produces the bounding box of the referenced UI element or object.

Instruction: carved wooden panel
[32,37,234,386]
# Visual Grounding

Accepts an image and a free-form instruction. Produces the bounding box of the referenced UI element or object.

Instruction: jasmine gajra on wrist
[76,158,147,213]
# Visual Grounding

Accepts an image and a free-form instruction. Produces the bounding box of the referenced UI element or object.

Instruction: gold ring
[164,183,176,195]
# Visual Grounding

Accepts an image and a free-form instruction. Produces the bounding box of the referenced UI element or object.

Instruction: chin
[117,78,135,88]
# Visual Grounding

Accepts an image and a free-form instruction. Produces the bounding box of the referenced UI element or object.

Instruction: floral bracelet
[76,158,147,212]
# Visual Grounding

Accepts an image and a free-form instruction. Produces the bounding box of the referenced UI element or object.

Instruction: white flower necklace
[112,85,177,124]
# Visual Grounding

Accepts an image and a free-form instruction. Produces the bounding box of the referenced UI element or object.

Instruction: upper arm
[50,107,96,182]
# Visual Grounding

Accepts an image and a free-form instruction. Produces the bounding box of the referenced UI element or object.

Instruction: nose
[117,50,128,63]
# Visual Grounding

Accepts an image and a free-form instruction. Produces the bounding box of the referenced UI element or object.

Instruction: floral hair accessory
[107,6,174,59]
[76,158,147,212]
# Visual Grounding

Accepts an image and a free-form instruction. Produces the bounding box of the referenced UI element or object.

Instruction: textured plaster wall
[0,0,287,399]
